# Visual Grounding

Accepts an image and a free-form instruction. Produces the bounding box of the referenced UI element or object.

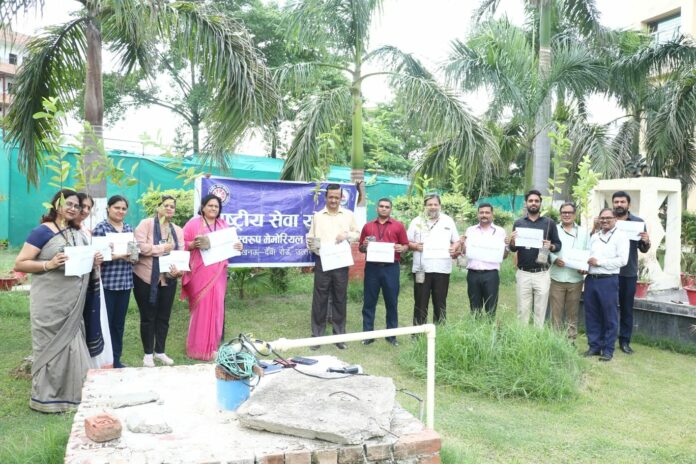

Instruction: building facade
[0,30,29,119]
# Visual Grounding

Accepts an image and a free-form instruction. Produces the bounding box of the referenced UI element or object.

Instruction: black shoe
[583,350,601,357]
[335,342,347,350]
[620,343,634,354]
[309,345,320,351]
[599,354,613,362]
[362,339,375,345]
[114,361,127,369]
[387,339,399,347]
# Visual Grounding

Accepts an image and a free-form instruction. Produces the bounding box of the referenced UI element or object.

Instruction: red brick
[312,449,338,464]
[285,450,311,464]
[365,443,391,461]
[257,452,284,464]
[392,429,441,459]
[417,453,441,464]
[337,445,364,464]
[84,413,122,443]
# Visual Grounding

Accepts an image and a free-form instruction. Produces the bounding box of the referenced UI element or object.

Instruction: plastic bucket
[216,378,251,411]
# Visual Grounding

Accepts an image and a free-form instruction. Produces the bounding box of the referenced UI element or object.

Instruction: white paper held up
[515,227,544,249]
[561,248,590,271]
[319,241,354,271]
[64,246,96,276]
[106,232,135,255]
[615,220,645,241]
[422,232,451,260]
[201,228,242,266]
[465,239,505,263]
[90,236,112,261]
[159,250,191,272]
[366,241,395,263]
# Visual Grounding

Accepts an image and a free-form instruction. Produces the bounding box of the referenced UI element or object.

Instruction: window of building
[8,53,17,65]
[6,82,13,94]
[649,13,681,44]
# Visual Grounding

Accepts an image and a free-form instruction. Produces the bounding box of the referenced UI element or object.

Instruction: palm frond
[363,45,432,79]
[443,20,532,112]
[4,17,87,185]
[645,70,696,188]
[606,118,640,176]
[162,1,279,166]
[0,0,43,21]
[390,75,499,190]
[285,0,382,57]
[541,43,607,104]
[472,0,500,22]
[610,36,696,91]
[100,0,158,75]
[280,87,352,181]
[558,0,603,40]
[567,119,622,178]
[273,61,348,95]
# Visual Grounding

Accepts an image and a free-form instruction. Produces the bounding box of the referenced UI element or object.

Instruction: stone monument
[589,177,681,290]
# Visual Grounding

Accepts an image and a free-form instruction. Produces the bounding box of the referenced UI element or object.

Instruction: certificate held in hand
[366,241,395,263]
[465,239,505,264]
[319,241,354,271]
[515,227,544,248]
[200,227,242,266]
[560,248,590,272]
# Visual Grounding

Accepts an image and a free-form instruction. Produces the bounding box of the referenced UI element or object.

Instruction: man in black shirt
[613,191,650,355]
[506,190,562,327]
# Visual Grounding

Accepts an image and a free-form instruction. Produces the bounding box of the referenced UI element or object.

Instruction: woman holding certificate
[14,189,101,412]
[133,195,185,367]
[182,194,242,360]
[93,195,135,368]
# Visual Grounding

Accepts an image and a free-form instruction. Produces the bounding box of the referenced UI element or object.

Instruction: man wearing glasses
[584,208,629,362]
[549,203,590,343]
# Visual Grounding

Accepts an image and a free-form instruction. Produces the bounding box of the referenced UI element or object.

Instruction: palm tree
[441,18,606,194]
[604,32,696,190]
[474,0,606,194]
[277,0,497,199]
[1,0,277,198]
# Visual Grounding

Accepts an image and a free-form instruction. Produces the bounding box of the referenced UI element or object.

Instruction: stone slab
[237,369,396,445]
[66,361,426,463]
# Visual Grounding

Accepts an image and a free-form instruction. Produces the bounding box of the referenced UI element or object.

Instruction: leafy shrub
[399,315,585,401]
[541,205,559,223]
[392,192,476,231]
[682,211,696,253]
[269,268,289,293]
[493,210,514,228]
[137,188,194,227]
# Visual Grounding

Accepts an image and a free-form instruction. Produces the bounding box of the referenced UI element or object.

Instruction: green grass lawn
[1,249,695,463]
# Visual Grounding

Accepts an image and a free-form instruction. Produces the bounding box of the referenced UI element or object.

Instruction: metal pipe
[269,324,436,429]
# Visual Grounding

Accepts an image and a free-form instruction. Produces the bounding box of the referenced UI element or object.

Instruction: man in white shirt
[461,203,508,316]
[407,194,459,325]
[584,208,630,362]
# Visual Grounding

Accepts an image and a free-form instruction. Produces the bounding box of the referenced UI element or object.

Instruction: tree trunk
[84,16,106,198]
[351,45,365,206]
[191,116,200,156]
[532,0,552,196]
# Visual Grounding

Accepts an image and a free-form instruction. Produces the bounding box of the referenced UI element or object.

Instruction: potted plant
[635,263,650,299]
[685,286,696,306]
[0,271,19,291]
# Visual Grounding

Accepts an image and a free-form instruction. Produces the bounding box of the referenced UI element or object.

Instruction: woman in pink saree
[182,194,243,360]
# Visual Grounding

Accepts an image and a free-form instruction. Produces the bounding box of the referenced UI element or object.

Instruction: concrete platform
[65,358,441,464]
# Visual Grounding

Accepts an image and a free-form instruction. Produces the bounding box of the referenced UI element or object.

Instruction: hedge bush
[137,188,194,227]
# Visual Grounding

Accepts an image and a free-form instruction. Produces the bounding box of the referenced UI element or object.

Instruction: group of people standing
[15,190,241,413]
[307,185,650,364]
[16,184,649,413]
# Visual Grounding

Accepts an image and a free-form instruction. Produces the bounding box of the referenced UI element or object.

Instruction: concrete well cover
[237,368,396,444]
